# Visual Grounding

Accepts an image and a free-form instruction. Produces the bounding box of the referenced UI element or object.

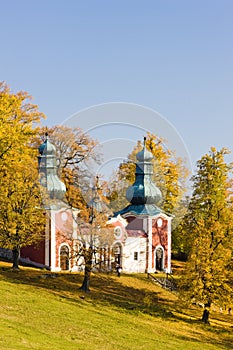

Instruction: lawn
[0,261,232,350]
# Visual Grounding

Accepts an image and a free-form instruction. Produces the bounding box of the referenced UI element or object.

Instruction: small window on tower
[114,226,122,239]
[134,252,138,261]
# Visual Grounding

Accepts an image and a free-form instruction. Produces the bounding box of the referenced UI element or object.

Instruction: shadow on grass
[0,263,233,349]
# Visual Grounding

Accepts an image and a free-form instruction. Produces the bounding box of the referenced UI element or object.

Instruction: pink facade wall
[54,210,74,270]
[152,218,168,270]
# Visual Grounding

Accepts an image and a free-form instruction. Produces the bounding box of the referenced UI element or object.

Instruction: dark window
[113,244,122,265]
[134,252,138,261]
[60,245,69,270]
[156,247,163,271]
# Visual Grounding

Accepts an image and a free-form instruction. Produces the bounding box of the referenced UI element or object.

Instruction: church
[110,137,172,273]
[21,136,172,273]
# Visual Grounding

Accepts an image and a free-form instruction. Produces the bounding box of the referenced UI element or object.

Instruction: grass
[0,261,232,350]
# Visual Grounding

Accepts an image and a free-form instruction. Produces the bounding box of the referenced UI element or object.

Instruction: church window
[157,218,163,228]
[61,212,68,221]
[155,247,164,271]
[113,243,122,265]
[114,226,122,239]
[60,245,69,271]
[134,252,138,260]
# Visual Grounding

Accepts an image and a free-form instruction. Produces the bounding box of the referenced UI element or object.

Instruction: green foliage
[179,148,233,322]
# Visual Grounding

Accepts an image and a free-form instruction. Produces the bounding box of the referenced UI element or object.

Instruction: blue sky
[1,0,233,172]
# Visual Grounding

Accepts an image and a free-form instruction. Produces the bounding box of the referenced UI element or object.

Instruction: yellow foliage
[0,82,46,258]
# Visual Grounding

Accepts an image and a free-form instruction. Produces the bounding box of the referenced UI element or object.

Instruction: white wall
[122,237,147,273]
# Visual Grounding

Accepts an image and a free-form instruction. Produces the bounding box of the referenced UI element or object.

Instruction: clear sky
[1,0,233,172]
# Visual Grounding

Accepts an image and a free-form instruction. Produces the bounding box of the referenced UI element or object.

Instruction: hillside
[0,261,232,350]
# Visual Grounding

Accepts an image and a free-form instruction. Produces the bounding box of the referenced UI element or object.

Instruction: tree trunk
[12,248,20,269]
[202,303,211,324]
[80,246,93,292]
[80,266,91,292]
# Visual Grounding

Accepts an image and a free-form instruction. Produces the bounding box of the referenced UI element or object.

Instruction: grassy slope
[0,262,232,350]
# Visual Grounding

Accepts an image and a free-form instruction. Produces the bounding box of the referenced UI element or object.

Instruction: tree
[74,177,114,292]
[0,82,44,161]
[179,147,233,323]
[0,82,45,268]
[76,215,114,292]
[0,158,45,268]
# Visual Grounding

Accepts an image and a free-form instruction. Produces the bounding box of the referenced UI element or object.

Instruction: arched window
[60,245,70,271]
[155,246,164,272]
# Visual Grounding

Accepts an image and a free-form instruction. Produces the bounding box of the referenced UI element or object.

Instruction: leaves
[179,148,233,315]
[0,83,45,255]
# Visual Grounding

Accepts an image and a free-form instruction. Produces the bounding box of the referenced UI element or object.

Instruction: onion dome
[126,137,162,205]
[38,134,66,202]
[114,137,164,217]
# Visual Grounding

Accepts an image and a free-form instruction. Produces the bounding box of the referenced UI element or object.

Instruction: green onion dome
[38,134,66,201]
[126,138,162,205]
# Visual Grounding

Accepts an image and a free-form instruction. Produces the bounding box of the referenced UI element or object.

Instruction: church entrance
[155,247,164,271]
[60,245,69,271]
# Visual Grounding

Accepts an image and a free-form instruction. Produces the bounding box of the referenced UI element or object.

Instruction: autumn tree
[179,147,233,324]
[74,177,114,292]
[0,158,45,268]
[0,82,45,268]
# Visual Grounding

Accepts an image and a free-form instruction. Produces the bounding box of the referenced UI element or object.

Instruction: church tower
[119,137,162,216]
[38,133,66,206]
[21,134,78,272]
[115,138,172,273]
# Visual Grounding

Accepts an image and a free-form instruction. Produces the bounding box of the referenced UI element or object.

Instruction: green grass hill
[0,261,232,350]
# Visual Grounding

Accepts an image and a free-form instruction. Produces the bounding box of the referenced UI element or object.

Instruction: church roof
[38,134,66,204]
[115,203,162,217]
[125,137,162,206]
[39,133,56,155]
[136,144,153,162]
[114,137,164,218]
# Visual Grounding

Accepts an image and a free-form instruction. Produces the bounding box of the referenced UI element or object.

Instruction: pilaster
[147,217,153,273]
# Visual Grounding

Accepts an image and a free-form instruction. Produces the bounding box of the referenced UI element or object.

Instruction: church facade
[110,138,172,273]
[21,136,172,273]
